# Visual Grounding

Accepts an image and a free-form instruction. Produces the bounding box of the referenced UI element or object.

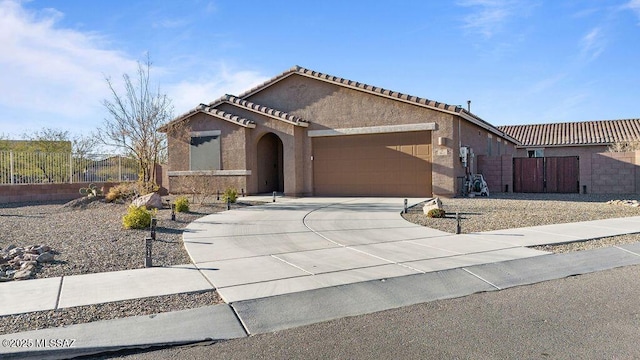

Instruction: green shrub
[106,183,137,203]
[174,196,189,213]
[222,187,238,203]
[122,206,155,229]
[427,208,446,218]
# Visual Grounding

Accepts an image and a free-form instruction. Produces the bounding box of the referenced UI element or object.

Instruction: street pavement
[2,196,640,359]
[113,264,640,360]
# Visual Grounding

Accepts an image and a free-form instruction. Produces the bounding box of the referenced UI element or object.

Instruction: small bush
[222,187,238,203]
[427,208,446,218]
[174,196,189,213]
[122,206,156,229]
[106,183,137,203]
[79,183,103,198]
[136,181,160,196]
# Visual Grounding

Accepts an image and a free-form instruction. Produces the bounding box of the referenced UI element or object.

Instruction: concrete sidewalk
[2,196,640,317]
[2,196,640,359]
[2,244,640,359]
[182,197,640,303]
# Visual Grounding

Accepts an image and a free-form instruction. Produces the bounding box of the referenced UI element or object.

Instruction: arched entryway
[257,132,284,193]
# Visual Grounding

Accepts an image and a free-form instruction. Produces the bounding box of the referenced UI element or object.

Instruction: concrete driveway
[183,197,548,303]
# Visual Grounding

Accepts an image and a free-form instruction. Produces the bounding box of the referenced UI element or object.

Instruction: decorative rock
[5,269,17,277]
[0,244,54,281]
[13,267,34,280]
[8,248,23,257]
[423,198,443,214]
[607,199,640,207]
[36,252,55,263]
[36,245,51,254]
[131,192,163,209]
[21,261,37,270]
[23,253,39,261]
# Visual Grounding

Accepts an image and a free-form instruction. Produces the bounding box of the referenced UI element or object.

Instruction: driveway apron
[183,197,548,303]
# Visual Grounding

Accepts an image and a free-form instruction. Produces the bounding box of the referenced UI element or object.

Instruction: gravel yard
[2,193,639,336]
[0,198,260,335]
[402,193,640,252]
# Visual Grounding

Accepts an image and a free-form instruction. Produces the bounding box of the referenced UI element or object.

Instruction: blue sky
[1,0,639,139]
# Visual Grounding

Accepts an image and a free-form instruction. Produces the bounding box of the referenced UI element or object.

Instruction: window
[190,131,221,170]
[527,149,544,158]
[487,134,493,156]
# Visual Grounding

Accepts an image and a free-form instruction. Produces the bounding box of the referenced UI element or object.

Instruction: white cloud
[0,0,137,125]
[580,27,605,61]
[167,65,269,115]
[457,0,534,38]
[626,0,640,22]
[0,0,266,138]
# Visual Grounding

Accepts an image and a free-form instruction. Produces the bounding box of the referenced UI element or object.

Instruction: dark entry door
[257,133,284,193]
[513,156,579,193]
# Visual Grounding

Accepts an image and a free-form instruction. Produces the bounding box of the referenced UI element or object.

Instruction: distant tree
[0,133,9,151]
[608,140,640,153]
[20,128,72,153]
[100,55,173,185]
[13,128,100,183]
[19,128,100,156]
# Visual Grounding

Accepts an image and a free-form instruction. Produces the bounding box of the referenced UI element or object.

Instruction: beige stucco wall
[165,73,517,197]
[246,74,490,197]
[166,112,250,194]
[453,118,517,196]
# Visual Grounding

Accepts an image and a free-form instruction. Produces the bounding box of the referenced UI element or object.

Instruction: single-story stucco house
[159,66,640,197]
[160,66,521,197]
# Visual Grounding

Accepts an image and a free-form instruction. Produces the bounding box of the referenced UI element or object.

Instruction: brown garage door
[312,131,432,196]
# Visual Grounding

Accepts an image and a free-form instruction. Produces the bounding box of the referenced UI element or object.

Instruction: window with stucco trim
[190,131,221,170]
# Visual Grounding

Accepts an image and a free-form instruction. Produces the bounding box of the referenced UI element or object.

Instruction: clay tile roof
[157,104,255,132]
[217,94,309,127]
[498,119,640,147]
[236,65,517,143]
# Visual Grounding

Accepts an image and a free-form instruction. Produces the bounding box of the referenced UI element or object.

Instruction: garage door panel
[313,131,432,196]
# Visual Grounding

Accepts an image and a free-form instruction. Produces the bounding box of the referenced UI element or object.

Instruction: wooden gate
[513,156,579,193]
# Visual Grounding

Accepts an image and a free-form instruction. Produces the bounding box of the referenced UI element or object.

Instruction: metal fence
[0,151,140,185]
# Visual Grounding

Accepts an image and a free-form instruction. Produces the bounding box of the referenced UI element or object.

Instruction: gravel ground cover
[402,193,640,252]
[2,193,639,336]
[0,198,260,335]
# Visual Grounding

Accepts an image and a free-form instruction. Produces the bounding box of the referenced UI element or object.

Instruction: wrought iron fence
[0,151,140,185]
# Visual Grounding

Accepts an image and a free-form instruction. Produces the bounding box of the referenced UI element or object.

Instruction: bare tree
[100,55,173,185]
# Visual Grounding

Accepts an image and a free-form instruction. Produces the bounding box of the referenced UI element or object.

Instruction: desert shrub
[174,196,189,213]
[136,181,160,196]
[122,206,156,229]
[222,187,238,203]
[106,183,137,203]
[79,183,103,198]
[427,208,446,218]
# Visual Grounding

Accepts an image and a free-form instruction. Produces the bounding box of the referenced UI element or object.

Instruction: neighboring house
[499,119,640,157]
[498,119,640,194]
[160,65,519,197]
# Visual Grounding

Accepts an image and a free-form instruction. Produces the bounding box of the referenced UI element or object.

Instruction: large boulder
[131,192,163,209]
[423,198,443,214]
